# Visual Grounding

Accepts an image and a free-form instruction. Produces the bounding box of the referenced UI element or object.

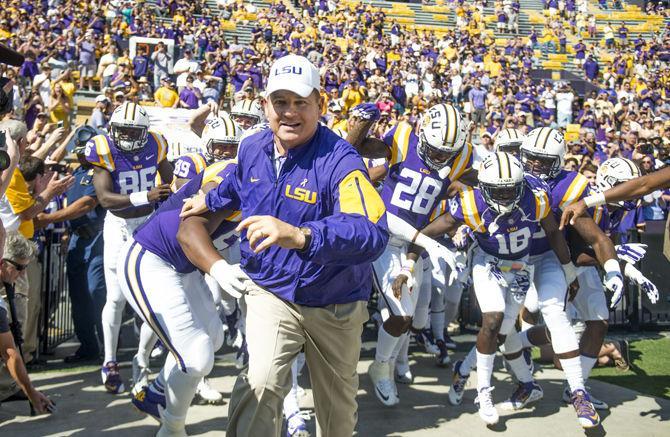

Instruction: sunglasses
[3,258,28,271]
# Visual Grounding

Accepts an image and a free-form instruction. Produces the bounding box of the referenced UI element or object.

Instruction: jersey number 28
[390,168,442,215]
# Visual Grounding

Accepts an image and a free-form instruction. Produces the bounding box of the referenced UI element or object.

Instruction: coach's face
[265,90,322,150]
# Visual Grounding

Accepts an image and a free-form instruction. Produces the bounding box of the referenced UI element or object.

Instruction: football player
[230,99,265,131]
[528,158,659,408]
[120,160,243,437]
[367,103,473,407]
[511,127,623,427]
[493,128,524,156]
[132,115,242,404]
[173,114,242,189]
[85,102,173,394]
[398,152,569,425]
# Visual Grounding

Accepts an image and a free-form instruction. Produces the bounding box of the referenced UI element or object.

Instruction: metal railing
[39,231,74,355]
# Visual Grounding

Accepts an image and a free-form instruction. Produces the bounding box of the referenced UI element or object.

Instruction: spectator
[91,95,109,132]
[150,42,171,90]
[0,231,54,414]
[179,74,201,109]
[77,32,98,92]
[154,77,179,108]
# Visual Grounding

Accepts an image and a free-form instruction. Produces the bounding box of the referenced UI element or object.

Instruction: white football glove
[209,260,249,299]
[486,258,508,288]
[427,243,459,286]
[603,259,624,308]
[615,243,648,265]
[624,263,659,304]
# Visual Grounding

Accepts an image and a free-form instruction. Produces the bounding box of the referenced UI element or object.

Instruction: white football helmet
[230,99,265,130]
[519,127,566,180]
[596,157,641,210]
[418,103,468,171]
[109,102,150,152]
[494,128,524,155]
[478,152,525,214]
[201,114,242,163]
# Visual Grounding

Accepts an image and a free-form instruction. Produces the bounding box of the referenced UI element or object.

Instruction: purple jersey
[173,152,208,180]
[85,131,168,195]
[451,175,551,260]
[134,160,240,274]
[381,122,473,229]
[529,170,591,256]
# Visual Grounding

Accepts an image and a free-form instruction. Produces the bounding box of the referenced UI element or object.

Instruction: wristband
[129,191,150,207]
[583,192,606,208]
[603,258,621,275]
[403,258,416,273]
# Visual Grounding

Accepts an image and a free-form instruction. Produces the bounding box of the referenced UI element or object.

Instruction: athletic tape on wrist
[129,191,150,207]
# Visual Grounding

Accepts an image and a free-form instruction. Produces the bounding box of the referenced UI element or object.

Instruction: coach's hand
[237,215,305,253]
[559,199,588,229]
[180,191,208,217]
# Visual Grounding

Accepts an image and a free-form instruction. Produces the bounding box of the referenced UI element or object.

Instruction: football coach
[180,54,389,436]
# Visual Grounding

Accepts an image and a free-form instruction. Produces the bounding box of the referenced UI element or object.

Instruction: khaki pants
[227,283,368,437]
[20,260,42,360]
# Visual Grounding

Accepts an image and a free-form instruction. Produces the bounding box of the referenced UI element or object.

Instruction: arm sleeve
[298,160,389,265]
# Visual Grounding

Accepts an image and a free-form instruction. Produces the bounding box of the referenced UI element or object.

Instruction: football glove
[615,243,648,265]
[209,260,249,299]
[624,263,659,304]
[603,260,625,308]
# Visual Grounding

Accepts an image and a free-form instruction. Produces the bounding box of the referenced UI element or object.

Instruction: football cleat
[562,385,609,410]
[286,410,311,437]
[443,334,457,350]
[475,386,499,425]
[500,381,543,410]
[368,361,399,406]
[131,354,150,395]
[394,362,413,384]
[571,389,600,428]
[435,339,451,367]
[101,361,125,394]
[193,378,224,405]
[448,360,470,406]
[132,384,165,421]
[414,329,440,355]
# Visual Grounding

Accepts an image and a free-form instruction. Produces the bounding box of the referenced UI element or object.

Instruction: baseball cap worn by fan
[265,55,320,98]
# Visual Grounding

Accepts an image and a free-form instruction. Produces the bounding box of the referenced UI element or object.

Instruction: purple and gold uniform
[85,131,169,199]
[173,152,209,181]
[133,160,240,274]
[451,174,551,260]
[529,170,591,256]
[381,121,473,229]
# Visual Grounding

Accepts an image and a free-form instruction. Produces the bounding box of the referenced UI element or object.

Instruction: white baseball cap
[265,55,320,98]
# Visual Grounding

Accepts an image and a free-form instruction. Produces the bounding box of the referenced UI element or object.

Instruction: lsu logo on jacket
[285,184,317,204]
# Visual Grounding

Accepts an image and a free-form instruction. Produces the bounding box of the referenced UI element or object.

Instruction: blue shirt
[205,125,389,306]
[66,166,105,231]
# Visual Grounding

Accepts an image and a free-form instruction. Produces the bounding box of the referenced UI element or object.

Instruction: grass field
[589,337,670,400]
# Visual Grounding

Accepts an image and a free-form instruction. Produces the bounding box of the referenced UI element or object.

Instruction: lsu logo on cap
[274,66,303,76]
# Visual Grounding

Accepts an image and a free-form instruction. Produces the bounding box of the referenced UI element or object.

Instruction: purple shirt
[179,87,199,109]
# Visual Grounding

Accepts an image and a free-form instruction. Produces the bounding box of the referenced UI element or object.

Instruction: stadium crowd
[0,0,668,435]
